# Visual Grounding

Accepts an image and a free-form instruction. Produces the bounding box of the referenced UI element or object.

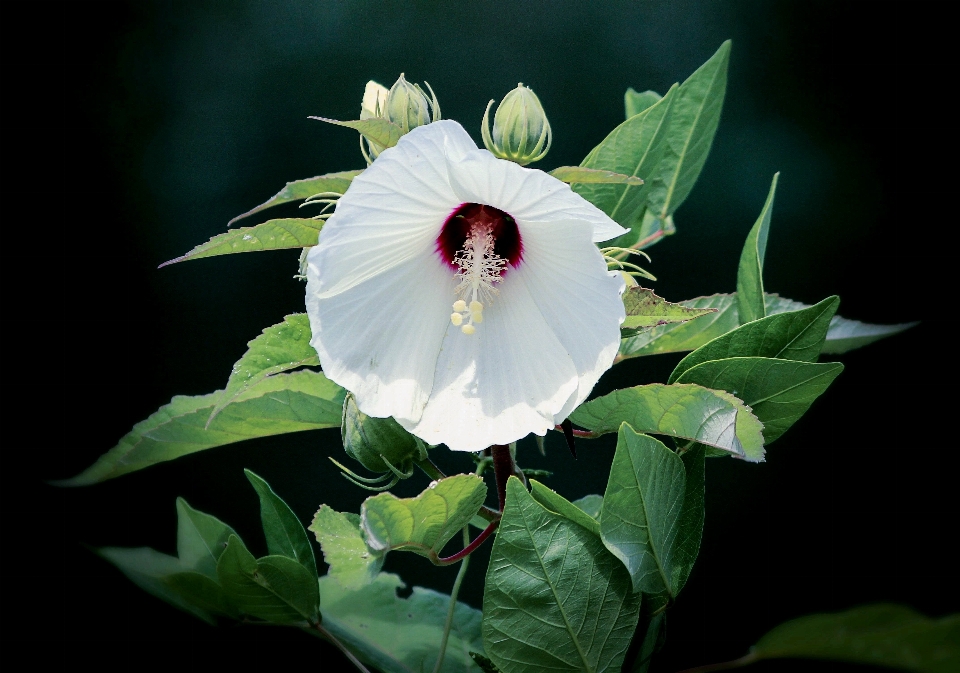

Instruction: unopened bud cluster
[360,74,440,162]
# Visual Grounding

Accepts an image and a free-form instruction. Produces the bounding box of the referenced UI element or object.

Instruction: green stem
[675,653,758,673]
[432,527,472,673]
[310,622,374,673]
[415,456,447,481]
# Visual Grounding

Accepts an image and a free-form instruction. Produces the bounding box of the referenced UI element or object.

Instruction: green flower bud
[481,83,552,166]
[359,80,390,162]
[340,393,425,475]
[383,73,441,134]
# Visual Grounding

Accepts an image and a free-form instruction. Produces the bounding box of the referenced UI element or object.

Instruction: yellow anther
[450,313,463,326]
[471,311,483,324]
[461,324,476,335]
[469,300,483,313]
[452,300,467,312]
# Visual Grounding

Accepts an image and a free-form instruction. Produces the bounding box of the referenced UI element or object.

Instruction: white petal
[312,121,476,299]
[306,246,455,423]
[511,219,626,422]
[445,149,627,243]
[405,270,580,451]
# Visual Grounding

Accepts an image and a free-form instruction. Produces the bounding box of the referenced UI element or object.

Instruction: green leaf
[569,383,765,461]
[320,572,484,673]
[572,85,677,248]
[675,357,844,443]
[549,166,645,185]
[229,170,361,225]
[749,604,959,673]
[362,474,487,562]
[621,286,718,336]
[469,652,502,673]
[736,173,779,324]
[244,470,317,581]
[482,477,641,673]
[165,571,240,620]
[60,370,345,485]
[629,612,666,673]
[309,505,383,589]
[668,295,839,384]
[648,40,731,221]
[310,116,403,150]
[98,547,218,624]
[528,479,601,536]
[210,314,319,422]
[618,292,914,360]
[673,444,705,595]
[175,497,238,579]
[625,88,663,118]
[216,536,319,623]
[159,218,324,267]
[600,426,686,595]
[571,494,603,521]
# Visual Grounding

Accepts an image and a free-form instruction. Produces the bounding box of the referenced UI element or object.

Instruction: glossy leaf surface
[668,295,839,383]
[549,166,644,185]
[61,370,345,485]
[320,572,484,673]
[229,170,361,225]
[569,383,765,461]
[736,173,778,324]
[675,357,844,443]
[159,218,324,267]
[482,478,640,673]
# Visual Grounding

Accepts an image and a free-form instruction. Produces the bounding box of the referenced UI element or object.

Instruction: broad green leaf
[749,604,959,673]
[648,41,730,221]
[60,370,345,485]
[159,218,324,267]
[676,357,844,443]
[98,547,218,624]
[668,295,839,383]
[469,652,501,673]
[549,166,645,185]
[621,286,718,336]
[573,85,677,248]
[625,88,663,119]
[244,470,317,581]
[165,571,239,620]
[362,474,487,562]
[229,170,361,225]
[319,572,484,673]
[175,497,237,579]
[216,536,319,623]
[309,116,403,150]
[482,477,641,673]
[572,494,603,521]
[309,506,382,589]
[600,426,686,595]
[737,173,779,324]
[210,314,319,421]
[618,292,913,360]
[673,444,705,595]
[569,383,765,461]
[528,479,601,536]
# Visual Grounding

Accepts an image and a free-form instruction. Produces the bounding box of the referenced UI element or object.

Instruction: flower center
[437,203,522,335]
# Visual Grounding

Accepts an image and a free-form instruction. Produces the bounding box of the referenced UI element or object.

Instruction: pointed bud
[482,83,552,166]
[341,393,425,475]
[360,80,389,120]
[384,73,441,134]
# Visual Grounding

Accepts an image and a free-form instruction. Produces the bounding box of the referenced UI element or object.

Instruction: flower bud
[360,80,389,121]
[383,73,441,134]
[341,393,425,475]
[482,83,552,166]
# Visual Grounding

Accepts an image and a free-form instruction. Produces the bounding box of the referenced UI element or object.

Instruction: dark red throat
[437,203,523,269]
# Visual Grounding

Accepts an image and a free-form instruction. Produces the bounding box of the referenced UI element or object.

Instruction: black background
[8,1,957,671]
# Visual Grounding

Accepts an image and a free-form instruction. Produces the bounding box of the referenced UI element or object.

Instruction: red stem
[491,444,513,511]
[554,425,598,439]
[436,521,499,565]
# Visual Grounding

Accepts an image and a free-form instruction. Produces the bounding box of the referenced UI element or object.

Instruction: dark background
[11,1,956,670]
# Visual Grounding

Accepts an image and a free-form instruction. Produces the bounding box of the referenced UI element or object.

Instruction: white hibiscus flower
[305,120,627,452]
